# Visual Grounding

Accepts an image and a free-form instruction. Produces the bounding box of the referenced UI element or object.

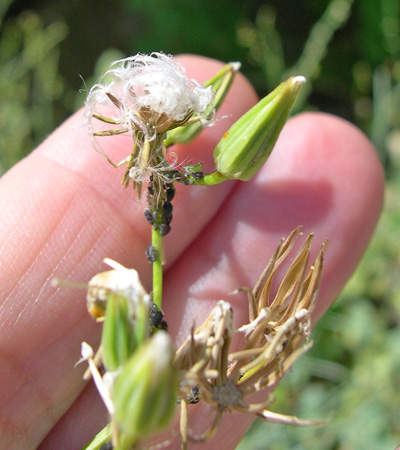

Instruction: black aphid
[166,187,175,202]
[192,171,204,179]
[145,244,158,263]
[163,201,173,221]
[159,223,171,236]
[144,209,154,225]
[187,386,201,404]
[164,172,173,181]
[150,303,164,329]
[170,170,180,180]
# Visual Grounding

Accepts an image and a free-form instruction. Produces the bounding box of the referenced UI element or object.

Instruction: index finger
[0,55,258,448]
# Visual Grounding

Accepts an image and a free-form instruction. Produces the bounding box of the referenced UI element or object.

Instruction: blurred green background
[1,0,399,448]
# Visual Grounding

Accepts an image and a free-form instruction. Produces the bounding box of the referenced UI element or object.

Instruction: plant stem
[152,226,163,309]
[81,424,111,450]
[194,171,227,185]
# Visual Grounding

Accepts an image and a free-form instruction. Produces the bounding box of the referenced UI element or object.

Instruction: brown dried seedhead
[175,228,327,447]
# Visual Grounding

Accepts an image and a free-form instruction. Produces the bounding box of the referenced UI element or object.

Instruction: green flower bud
[113,331,178,445]
[101,292,148,372]
[164,61,241,146]
[96,260,151,372]
[213,76,306,181]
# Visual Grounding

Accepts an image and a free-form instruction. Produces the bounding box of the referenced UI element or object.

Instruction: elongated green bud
[113,331,178,446]
[164,62,241,146]
[88,259,150,371]
[101,292,149,372]
[213,76,306,181]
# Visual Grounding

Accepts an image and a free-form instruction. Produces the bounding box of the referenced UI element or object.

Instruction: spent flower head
[175,229,327,444]
[86,258,149,321]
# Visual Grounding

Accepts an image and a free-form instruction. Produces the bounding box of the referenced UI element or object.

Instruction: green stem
[81,424,111,450]
[194,171,228,186]
[152,226,163,309]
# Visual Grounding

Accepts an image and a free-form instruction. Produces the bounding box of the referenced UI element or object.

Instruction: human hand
[0,55,384,449]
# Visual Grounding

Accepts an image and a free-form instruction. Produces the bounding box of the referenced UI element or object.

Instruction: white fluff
[85,52,214,139]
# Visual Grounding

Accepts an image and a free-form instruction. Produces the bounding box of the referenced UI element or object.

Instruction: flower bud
[164,62,241,146]
[101,292,149,372]
[213,76,306,181]
[112,331,178,444]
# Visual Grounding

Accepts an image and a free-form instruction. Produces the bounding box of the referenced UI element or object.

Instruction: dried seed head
[175,300,234,374]
[212,381,243,410]
[176,229,327,443]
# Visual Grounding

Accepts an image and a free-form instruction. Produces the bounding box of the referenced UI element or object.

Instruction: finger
[157,111,384,449]
[36,382,109,450]
[0,55,257,448]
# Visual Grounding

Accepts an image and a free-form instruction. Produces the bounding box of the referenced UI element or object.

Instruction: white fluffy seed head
[85,52,215,137]
[87,259,150,319]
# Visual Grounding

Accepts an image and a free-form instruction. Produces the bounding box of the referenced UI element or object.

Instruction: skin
[0,55,384,450]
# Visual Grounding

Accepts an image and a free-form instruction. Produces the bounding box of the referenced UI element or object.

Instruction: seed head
[86,52,214,142]
[85,52,215,197]
[175,229,327,443]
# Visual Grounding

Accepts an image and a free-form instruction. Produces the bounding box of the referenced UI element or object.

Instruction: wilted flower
[175,228,327,445]
[86,258,149,321]
[85,52,214,197]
